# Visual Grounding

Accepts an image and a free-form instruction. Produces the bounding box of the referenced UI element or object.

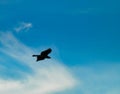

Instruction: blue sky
[0,0,120,94]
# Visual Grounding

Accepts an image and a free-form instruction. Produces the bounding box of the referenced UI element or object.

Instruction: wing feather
[40,48,52,56]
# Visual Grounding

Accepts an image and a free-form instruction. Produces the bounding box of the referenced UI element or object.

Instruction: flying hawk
[32,48,52,61]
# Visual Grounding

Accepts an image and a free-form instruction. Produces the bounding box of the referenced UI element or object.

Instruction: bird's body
[32,48,52,61]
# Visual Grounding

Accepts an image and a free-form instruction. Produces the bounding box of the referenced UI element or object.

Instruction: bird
[32,48,52,61]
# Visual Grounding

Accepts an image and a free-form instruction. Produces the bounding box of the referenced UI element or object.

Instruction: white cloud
[14,22,32,32]
[0,31,77,94]
[1,31,119,94]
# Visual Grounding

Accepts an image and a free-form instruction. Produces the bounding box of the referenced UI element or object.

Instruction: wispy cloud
[71,64,120,94]
[14,22,32,32]
[66,8,103,15]
[67,7,120,15]
[0,31,77,94]
[1,31,119,94]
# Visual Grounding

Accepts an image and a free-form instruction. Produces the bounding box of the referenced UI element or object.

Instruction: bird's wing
[40,48,52,56]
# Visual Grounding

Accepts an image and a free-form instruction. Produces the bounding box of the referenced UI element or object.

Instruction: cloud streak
[14,22,32,32]
[0,31,76,94]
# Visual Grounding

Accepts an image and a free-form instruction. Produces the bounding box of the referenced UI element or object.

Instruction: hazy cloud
[71,64,120,94]
[1,31,119,94]
[0,31,77,94]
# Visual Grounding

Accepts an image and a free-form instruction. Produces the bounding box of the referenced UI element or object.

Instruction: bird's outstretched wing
[40,48,52,56]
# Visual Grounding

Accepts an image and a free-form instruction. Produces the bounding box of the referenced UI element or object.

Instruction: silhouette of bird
[32,48,52,61]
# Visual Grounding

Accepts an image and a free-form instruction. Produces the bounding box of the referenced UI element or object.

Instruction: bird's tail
[32,55,38,57]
